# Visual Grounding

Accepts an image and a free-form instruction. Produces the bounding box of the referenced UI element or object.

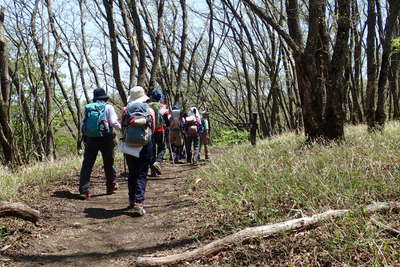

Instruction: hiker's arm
[148,108,156,132]
[106,105,122,130]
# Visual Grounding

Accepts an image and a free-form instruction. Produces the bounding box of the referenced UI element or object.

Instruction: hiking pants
[152,131,166,164]
[171,144,184,161]
[79,135,116,194]
[185,135,200,163]
[125,142,153,203]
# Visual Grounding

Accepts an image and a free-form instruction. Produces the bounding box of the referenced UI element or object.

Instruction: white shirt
[96,100,121,130]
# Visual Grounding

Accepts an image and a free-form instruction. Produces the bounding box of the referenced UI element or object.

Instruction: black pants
[79,135,116,194]
[151,131,166,164]
[125,141,153,203]
[185,135,200,163]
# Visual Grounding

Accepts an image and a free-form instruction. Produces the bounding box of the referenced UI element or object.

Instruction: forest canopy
[0,0,399,166]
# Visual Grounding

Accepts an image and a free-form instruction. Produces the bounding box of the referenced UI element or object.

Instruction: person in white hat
[122,86,155,216]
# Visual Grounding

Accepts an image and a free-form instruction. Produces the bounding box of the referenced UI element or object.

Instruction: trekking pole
[170,142,175,166]
[167,131,175,166]
[123,154,128,179]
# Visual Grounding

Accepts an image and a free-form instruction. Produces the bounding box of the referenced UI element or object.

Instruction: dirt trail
[4,161,206,266]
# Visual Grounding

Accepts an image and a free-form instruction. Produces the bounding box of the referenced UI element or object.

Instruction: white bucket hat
[128,86,149,103]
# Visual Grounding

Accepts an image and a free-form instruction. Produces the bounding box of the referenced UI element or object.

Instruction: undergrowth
[0,153,124,201]
[196,122,400,265]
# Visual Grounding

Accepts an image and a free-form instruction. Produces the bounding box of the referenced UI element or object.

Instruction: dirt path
[3,160,207,266]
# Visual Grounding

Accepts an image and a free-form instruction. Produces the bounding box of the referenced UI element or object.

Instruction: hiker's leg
[199,134,203,158]
[185,136,192,163]
[79,140,99,194]
[204,140,209,159]
[149,134,157,175]
[135,142,152,203]
[134,158,149,203]
[100,136,117,187]
[165,130,172,160]
[155,131,166,162]
[126,154,138,203]
[193,135,200,162]
[202,133,209,159]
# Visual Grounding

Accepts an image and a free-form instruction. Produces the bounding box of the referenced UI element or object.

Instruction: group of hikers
[78,87,211,216]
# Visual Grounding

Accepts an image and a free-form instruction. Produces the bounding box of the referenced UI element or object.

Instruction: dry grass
[0,156,83,201]
[196,122,400,265]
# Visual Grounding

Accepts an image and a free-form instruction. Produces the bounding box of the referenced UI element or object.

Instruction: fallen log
[136,202,400,266]
[0,201,40,225]
[370,216,400,237]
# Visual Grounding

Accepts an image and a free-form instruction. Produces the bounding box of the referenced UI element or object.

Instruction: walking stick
[167,131,175,166]
[122,154,128,179]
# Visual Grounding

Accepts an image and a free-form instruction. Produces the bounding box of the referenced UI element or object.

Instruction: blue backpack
[82,102,111,137]
[198,118,206,135]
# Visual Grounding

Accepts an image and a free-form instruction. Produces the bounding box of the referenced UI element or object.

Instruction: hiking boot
[149,165,158,177]
[153,161,162,175]
[79,191,90,200]
[106,183,119,195]
[131,202,146,216]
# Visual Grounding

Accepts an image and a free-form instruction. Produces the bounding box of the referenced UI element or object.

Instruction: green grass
[0,156,82,201]
[196,121,400,265]
[0,153,124,201]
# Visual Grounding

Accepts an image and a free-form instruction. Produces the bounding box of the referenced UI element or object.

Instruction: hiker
[183,107,201,165]
[79,88,121,199]
[120,86,155,216]
[168,105,185,163]
[199,111,210,160]
[148,89,169,176]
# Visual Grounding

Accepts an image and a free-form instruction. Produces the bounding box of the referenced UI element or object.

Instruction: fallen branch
[136,202,400,266]
[370,216,400,237]
[0,201,40,225]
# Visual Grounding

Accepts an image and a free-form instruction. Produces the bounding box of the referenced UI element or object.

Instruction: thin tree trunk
[103,0,128,104]
[375,0,400,130]
[0,7,21,166]
[366,0,378,131]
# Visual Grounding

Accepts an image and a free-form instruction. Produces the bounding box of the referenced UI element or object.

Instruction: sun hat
[128,86,149,103]
[93,88,109,101]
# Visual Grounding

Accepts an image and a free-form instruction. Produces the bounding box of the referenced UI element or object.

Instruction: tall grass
[196,122,400,264]
[200,122,400,223]
[0,156,83,201]
[0,151,125,202]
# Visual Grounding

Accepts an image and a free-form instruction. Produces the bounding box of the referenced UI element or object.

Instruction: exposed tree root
[136,202,400,266]
[0,201,40,225]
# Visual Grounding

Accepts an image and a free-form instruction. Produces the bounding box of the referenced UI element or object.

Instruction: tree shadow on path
[6,236,200,265]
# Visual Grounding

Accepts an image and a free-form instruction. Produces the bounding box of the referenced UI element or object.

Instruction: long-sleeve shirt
[103,102,121,130]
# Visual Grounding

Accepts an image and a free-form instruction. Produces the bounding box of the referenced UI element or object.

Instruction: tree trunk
[324,0,351,140]
[129,0,147,87]
[103,0,128,105]
[374,0,400,129]
[0,7,21,166]
[148,0,165,91]
[366,0,378,131]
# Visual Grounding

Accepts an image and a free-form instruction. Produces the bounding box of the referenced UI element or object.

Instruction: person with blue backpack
[120,86,155,216]
[79,88,121,199]
[199,111,210,160]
